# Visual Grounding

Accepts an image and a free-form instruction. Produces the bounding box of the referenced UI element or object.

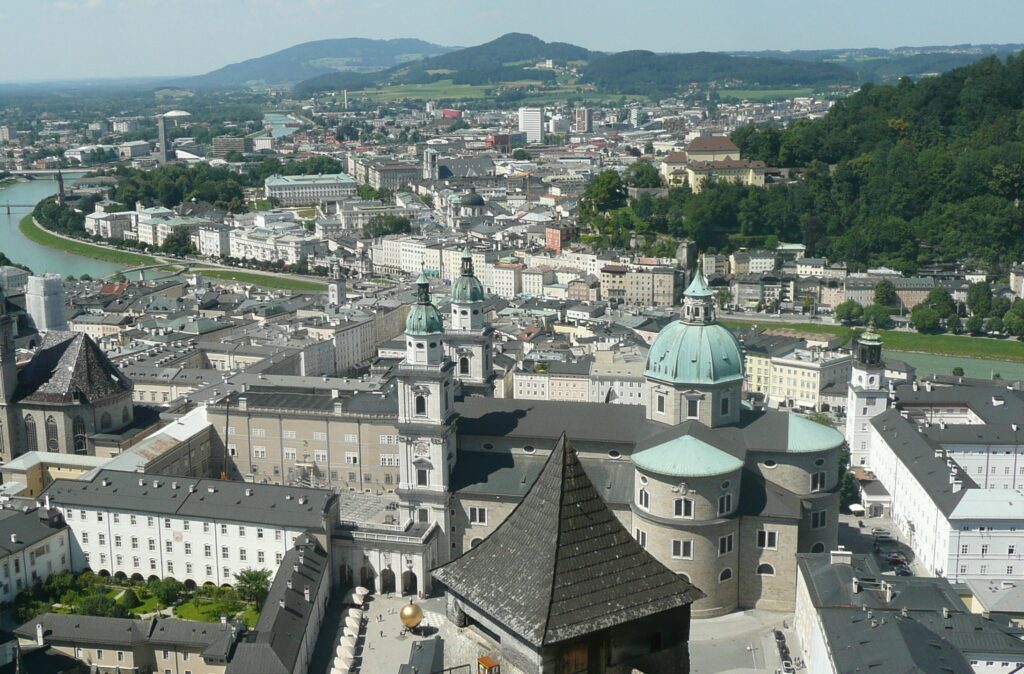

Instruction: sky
[3,0,1024,82]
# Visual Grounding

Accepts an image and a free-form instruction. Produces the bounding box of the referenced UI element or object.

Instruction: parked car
[895,565,913,576]
[871,527,890,536]
[886,553,908,566]
[782,660,796,673]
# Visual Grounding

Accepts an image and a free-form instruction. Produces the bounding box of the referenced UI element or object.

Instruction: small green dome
[645,321,744,385]
[786,415,845,453]
[406,273,444,335]
[451,275,485,303]
[633,435,743,477]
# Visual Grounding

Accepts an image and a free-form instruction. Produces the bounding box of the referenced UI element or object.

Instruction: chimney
[9,533,16,544]
[238,397,247,411]
[171,482,179,490]
[885,582,895,604]
[35,622,44,646]
[152,480,160,488]
[286,580,292,590]
[188,485,195,493]
[101,479,109,487]
[942,607,950,619]
[852,577,861,594]
[901,606,908,618]
[220,615,227,624]
[138,478,145,487]
[952,478,964,493]
[913,381,919,391]
[245,488,252,497]
[925,381,932,393]
[830,546,853,566]
[43,495,50,509]
[293,564,299,573]
[304,585,311,602]
[279,599,285,609]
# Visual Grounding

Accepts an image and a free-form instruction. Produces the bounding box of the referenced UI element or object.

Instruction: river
[264,113,300,138]
[0,173,122,278]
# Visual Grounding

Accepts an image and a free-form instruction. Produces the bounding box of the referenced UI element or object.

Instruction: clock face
[414,443,430,458]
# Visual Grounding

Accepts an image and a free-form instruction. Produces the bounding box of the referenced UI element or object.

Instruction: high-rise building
[517,107,544,144]
[211,136,253,159]
[25,274,67,333]
[573,106,592,133]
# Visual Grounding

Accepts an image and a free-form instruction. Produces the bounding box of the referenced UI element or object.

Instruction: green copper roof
[684,271,713,298]
[644,322,744,385]
[451,275,485,303]
[786,414,845,453]
[406,303,443,335]
[632,435,743,477]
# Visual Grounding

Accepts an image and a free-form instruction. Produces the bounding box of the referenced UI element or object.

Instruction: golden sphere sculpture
[400,600,424,629]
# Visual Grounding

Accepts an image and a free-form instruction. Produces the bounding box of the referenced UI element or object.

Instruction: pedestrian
[380,629,384,638]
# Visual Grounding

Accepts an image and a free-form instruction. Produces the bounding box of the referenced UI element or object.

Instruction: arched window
[414,395,426,416]
[757,563,775,576]
[100,412,111,431]
[719,568,733,583]
[122,407,130,425]
[459,357,469,375]
[638,488,650,510]
[811,542,826,553]
[24,415,37,453]
[470,538,483,548]
[73,417,87,453]
[45,416,59,451]
[677,573,690,583]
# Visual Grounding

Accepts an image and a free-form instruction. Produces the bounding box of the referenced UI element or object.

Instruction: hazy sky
[3,0,1024,82]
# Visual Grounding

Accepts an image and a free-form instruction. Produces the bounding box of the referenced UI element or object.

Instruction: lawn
[716,87,815,102]
[720,318,1024,363]
[19,215,157,267]
[352,79,493,102]
[175,597,248,623]
[195,266,325,292]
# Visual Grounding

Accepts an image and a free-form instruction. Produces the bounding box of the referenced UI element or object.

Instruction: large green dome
[645,321,744,386]
[451,275,485,303]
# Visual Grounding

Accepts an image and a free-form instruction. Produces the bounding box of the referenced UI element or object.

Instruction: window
[719,534,734,556]
[239,549,247,562]
[459,357,470,375]
[757,530,778,549]
[73,416,87,453]
[131,537,138,549]
[687,399,699,418]
[283,448,296,461]
[345,453,358,465]
[638,488,651,510]
[81,533,89,544]
[469,507,487,525]
[811,510,827,529]
[961,544,969,555]
[1010,545,1016,555]
[253,447,267,459]
[258,551,265,563]
[184,543,191,555]
[314,450,328,463]
[282,430,296,439]
[674,498,693,518]
[256,528,264,539]
[24,414,37,453]
[221,524,228,535]
[717,494,732,516]
[167,561,173,574]
[98,533,105,546]
[416,469,429,486]
[202,522,210,533]
[982,544,989,555]
[672,540,693,559]
[164,518,171,529]
[719,568,733,582]
[100,412,111,430]
[252,428,266,437]
[204,545,211,557]
[221,547,229,560]
[635,529,647,548]
[721,397,730,416]
[811,471,827,492]
[238,526,246,537]
[656,394,666,414]
[757,563,775,576]
[45,416,59,450]
[148,539,155,551]
[313,432,327,441]
[165,541,172,553]
[379,434,397,445]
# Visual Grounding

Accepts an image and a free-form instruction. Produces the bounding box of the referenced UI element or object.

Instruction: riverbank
[721,318,1024,363]
[194,266,325,292]
[19,215,157,267]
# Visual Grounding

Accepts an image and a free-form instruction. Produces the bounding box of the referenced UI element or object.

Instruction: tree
[946,314,963,334]
[581,170,627,216]
[966,281,993,317]
[952,367,965,377]
[834,300,864,325]
[911,305,942,333]
[160,228,195,257]
[224,150,246,163]
[119,589,142,610]
[235,568,273,605]
[364,215,411,238]
[623,161,662,188]
[873,279,897,307]
[511,148,530,160]
[862,303,893,329]
[922,287,956,319]
[988,316,1004,334]
[151,578,184,607]
[79,592,131,618]
[1004,311,1024,337]
[966,314,985,335]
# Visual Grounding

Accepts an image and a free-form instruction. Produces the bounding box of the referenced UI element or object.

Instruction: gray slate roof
[16,331,132,404]
[433,434,703,648]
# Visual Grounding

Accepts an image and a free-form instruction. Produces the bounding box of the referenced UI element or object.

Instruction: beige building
[768,348,852,412]
[687,159,767,194]
[599,265,682,308]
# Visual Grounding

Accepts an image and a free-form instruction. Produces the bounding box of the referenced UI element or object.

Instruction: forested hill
[175,38,453,88]
[579,51,853,96]
[729,54,1024,270]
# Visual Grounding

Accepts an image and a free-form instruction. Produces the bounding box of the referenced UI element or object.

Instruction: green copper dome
[406,273,444,336]
[645,322,744,385]
[451,247,485,303]
[633,435,743,477]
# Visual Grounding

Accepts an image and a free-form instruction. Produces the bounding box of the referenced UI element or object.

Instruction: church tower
[396,274,457,556]
[846,326,888,469]
[445,247,494,397]
[327,257,346,307]
[0,290,18,461]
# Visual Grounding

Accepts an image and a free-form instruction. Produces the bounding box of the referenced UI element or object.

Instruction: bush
[119,589,142,609]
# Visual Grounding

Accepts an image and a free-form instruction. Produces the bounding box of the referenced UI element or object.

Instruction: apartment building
[264,173,357,206]
[0,506,70,604]
[228,223,323,265]
[768,347,852,412]
[599,265,682,308]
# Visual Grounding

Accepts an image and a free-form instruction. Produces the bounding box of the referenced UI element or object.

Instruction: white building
[518,107,544,144]
[25,274,67,332]
[229,222,323,265]
[0,506,71,603]
[45,470,338,586]
[264,173,358,207]
[197,223,232,258]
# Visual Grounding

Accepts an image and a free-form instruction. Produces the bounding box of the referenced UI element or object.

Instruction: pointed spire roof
[432,434,703,648]
[684,268,713,298]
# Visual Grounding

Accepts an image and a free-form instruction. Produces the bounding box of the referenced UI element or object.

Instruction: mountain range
[175,33,1024,99]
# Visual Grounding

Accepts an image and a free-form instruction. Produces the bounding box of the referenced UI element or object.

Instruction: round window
[814,458,826,467]
[639,475,648,485]
[523,445,535,454]
[482,443,493,450]
[473,309,479,315]
[429,342,437,348]
[416,343,424,349]
[721,480,731,490]
[763,460,777,468]
[407,341,413,347]
[461,310,468,316]
[608,450,622,459]
[868,376,875,385]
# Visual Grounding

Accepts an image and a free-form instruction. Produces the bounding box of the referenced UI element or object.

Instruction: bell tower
[446,247,494,396]
[846,325,888,469]
[327,257,346,307]
[396,274,457,559]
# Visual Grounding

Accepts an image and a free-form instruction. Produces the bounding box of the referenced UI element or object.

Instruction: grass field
[195,266,326,292]
[716,87,815,102]
[351,79,494,102]
[175,598,245,623]
[19,215,157,267]
[720,318,1024,363]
